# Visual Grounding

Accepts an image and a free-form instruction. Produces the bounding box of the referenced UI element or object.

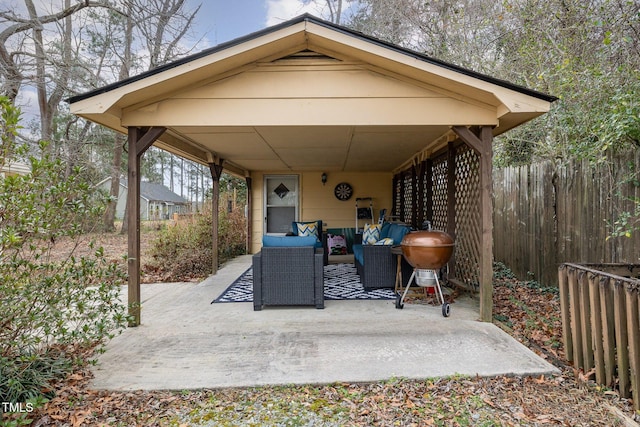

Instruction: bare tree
[118,0,200,233]
[0,1,116,146]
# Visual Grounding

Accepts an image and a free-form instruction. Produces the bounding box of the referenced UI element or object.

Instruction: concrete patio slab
[91,255,559,390]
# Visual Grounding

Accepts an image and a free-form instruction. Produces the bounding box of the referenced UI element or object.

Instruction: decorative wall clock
[334,182,353,201]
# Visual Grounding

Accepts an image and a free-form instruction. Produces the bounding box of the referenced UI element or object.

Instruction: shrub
[148,204,247,281]
[0,98,128,405]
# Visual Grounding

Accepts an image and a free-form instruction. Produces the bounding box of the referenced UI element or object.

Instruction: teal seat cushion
[263,235,317,247]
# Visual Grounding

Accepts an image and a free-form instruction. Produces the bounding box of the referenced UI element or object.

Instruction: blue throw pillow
[388,224,410,244]
[380,222,392,239]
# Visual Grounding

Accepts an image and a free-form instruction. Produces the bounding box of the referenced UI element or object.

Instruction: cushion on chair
[262,235,318,247]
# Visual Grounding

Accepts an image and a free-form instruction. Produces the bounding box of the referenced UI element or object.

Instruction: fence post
[588,273,605,384]
[613,280,631,398]
[558,265,573,363]
[578,270,594,372]
[568,267,584,369]
[600,277,616,389]
[625,284,640,411]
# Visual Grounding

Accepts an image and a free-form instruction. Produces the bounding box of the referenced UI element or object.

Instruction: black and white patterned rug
[212,263,396,303]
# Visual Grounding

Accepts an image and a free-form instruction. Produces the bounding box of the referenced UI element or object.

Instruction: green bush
[0,97,128,405]
[148,204,247,281]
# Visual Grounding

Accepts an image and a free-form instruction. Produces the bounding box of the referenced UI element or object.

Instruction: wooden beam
[245,176,253,254]
[127,126,165,326]
[209,160,224,275]
[135,127,166,156]
[452,126,484,154]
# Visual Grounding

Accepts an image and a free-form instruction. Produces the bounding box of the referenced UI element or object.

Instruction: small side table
[391,245,426,298]
[391,245,404,293]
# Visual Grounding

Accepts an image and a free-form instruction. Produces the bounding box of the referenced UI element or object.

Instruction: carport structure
[69,14,555,326]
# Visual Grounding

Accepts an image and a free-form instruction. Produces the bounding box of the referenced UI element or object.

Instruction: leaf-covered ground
[5,238,637,426]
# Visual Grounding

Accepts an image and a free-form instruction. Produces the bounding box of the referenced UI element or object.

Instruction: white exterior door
[264,175,299,234]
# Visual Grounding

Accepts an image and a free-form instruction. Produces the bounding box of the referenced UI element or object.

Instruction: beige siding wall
[250,171,393,253]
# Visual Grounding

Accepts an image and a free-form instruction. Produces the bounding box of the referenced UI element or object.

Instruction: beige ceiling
[69,15,555,177]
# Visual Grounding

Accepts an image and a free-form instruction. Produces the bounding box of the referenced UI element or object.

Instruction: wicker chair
[352,223,412,290]
[354,245,412,290]
[252,245,324,311]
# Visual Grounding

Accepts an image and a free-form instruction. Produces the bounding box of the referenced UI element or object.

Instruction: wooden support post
[452,126,493,321]
[209,160,224,275]
[245,176,252,254]
[478,126,493,322]
[411,164,418,228]
[126,126,166,326]
[446,142,457,280]
[416,162,425,228]
[446,142,456,237]
[425,158,433,223]
[392,174,399,218]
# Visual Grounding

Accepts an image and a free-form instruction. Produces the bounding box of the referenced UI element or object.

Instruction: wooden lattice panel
[454,145,481,290]
[402,173,413,224]
[393,176,402,219]
[431,155,448,231]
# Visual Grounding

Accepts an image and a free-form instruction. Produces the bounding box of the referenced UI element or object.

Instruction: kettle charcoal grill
[396,228,454,317]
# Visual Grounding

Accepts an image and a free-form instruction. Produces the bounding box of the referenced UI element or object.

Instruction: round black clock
[334,182,353,201]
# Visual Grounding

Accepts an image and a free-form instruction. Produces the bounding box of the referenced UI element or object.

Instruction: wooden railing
[559,263,640,409]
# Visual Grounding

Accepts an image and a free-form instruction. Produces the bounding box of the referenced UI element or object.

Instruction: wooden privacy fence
[559,262,640,409]
[494,151,640,288]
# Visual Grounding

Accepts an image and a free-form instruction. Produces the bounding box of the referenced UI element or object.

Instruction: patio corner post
[452,125,494,322]
[209,160,224,275]
[127,126,166,327]
[245,176,252,254]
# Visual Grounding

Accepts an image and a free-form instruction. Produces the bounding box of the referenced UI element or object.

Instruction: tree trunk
[104,133,124,232]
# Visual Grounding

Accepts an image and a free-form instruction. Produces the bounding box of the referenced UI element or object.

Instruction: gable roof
[104,177,188,204]
[69,14,556,175]
[69,14,555,105]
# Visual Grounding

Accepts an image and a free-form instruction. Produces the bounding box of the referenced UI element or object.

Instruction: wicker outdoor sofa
[252,236,325,311]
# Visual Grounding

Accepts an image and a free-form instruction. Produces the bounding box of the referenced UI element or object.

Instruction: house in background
[97,177,190,220]
[0,161,30,178]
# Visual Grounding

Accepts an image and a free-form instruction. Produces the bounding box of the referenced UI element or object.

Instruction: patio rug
[212,263,396,303]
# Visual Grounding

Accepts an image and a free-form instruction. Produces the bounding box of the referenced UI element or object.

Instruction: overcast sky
[189,0,335,47]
